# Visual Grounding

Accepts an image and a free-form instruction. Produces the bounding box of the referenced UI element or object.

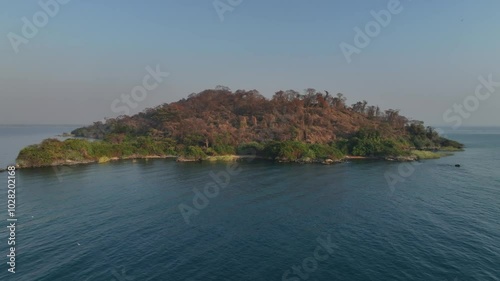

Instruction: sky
[1,0,499,126]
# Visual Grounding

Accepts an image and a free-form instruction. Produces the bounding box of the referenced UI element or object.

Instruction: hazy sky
[1,0,499,126]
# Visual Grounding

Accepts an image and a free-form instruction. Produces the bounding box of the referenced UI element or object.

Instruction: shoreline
[4,155,177,172]
[2,154,261,172]
[0,152,434,172]
[0,147,463,173]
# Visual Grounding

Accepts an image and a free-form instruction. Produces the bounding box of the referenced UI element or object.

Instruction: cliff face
[71,88,409,145]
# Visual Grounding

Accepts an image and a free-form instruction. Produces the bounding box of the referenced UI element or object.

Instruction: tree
[215,85,231,92]
[335,93,346,108]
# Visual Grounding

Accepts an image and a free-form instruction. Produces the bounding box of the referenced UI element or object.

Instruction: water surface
[0,126,498,280]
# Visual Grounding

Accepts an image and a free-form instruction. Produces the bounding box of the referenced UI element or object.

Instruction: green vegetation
[262,141,344,161]
[410,150,451,160]
[406,122,464,150]
[439,146,464,152]
[16,137,178,168]
[347,129,410,157]
[205,155,241,162]
[16,87,464,168]
[181,146,207,159]
[98,156,111,163]
[237,142,265,155]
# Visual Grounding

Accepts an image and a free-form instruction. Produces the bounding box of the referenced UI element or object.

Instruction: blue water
[0,126,499,280]
[0,125,81,168]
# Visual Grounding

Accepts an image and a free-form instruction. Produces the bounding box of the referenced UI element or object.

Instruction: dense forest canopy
[16,87,463,167]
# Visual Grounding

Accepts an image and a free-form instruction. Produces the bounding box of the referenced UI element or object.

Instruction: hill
[16,87,463,168]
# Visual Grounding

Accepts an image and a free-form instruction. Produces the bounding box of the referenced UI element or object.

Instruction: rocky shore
[8,155,177,171]
[2,151,448,172]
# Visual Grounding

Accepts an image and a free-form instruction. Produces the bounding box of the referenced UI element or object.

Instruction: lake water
[0,125,81,168]
[0,126,499,280]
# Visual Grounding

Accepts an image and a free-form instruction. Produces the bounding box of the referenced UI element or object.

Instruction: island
[14,87,463,169]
